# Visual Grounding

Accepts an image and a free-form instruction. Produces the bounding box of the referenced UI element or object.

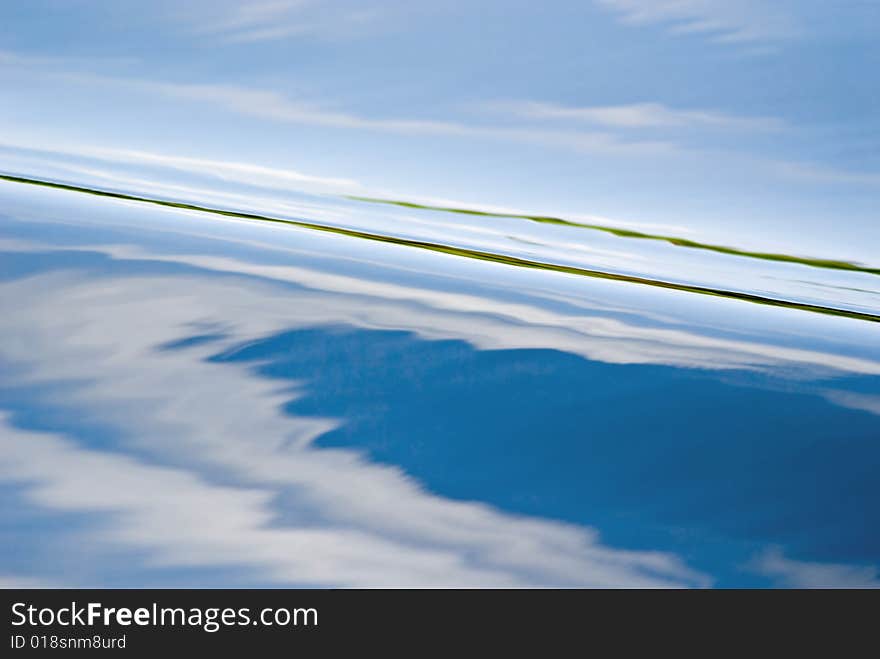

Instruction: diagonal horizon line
[1,172,877,324]
[348,196,880,278]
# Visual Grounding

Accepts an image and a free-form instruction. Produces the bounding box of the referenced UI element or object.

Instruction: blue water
[0,180,877,587]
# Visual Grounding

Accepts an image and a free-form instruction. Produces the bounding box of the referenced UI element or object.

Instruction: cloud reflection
[0,188,877,587]
[0,270,709,587]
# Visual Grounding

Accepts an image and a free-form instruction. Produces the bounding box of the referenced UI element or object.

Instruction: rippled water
[2,1,879,589]
[1,171,878,587]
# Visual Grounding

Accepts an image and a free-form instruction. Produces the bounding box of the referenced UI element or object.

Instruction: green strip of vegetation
[2,173,877,324]
[349,196,880,277]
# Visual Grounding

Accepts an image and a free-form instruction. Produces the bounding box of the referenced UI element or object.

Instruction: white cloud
[0,575,54,588]
[52,72,674,157]
[86,146,361,193]
[0,269,711,587]
[0,49,137,69]
[154,80,675,154]
[1,136,365,193]
[751,548,880,588]
[198,0,313,35]
[5,229,880,380]
[9,52,879,193]
[823,391,880,417]
[178,0,386,44]
[2,216,876,586]
[595,0,800,45]
[772,161,880,187]
[497,101,784,131]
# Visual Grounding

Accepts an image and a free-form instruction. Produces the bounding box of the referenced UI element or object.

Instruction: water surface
[1,178,877,587]
[1,0,879,588]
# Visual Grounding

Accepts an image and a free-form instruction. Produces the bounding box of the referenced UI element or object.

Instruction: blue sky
[2,1,880,589]
[1,1,879,262]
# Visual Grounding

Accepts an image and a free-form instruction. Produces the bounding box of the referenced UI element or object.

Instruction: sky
[1,1,879,261]
[2,1,880,589]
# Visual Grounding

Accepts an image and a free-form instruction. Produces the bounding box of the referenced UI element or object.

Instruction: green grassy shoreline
[2,173,877,324]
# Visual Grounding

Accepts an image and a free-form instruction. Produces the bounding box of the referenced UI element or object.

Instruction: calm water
[2,1,879,588]
[0,176,877,587]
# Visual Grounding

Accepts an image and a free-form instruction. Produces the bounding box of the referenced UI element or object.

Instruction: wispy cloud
[183,0,386,43]
[595,0,800,45]
[0,575,54,588]
[823,391,880,417]
[491,100,784,131]
[9,50,880,193]
[59,73,675,157]
[91,146,362,192]
[750,548,880,588]
[0,265,712,587]
[0,139,364,198]
[772,161,880,187]
[0,49,137,69]
[3,230,877,585]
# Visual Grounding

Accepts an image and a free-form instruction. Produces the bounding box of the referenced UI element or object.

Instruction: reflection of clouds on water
[0,270,710,587]
[822,391,880,417]
[0,215,878,587]
[0,574,52,588]
[1,0,878,590]
[6,417,604,587]
[3,147,879,321]
[3,236,879,378]
[750,548,880,589]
